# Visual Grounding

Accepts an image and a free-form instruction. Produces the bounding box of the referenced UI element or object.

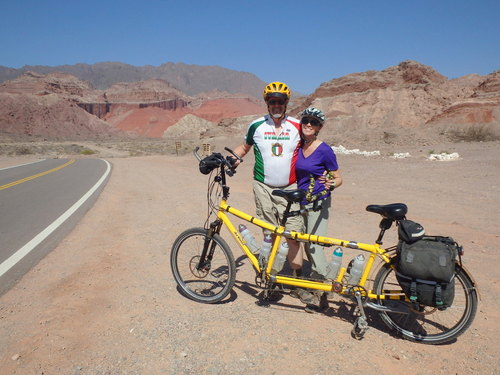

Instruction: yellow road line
[0,159,76,191]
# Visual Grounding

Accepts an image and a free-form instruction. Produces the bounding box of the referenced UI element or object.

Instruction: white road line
[0,159,46,171]
[0,159,112,278]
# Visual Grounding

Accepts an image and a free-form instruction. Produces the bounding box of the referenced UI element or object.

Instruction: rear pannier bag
[396,236,459,309]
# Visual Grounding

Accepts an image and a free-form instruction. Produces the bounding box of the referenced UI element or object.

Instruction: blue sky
[1,0,499,94]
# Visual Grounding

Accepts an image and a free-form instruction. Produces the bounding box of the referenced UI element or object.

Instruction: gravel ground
[0,141,499,374]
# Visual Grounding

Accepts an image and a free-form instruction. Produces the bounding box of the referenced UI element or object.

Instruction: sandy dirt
[0,141,499,375]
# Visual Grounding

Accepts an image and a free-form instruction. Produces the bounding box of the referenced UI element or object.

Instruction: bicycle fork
[197,219,223,272]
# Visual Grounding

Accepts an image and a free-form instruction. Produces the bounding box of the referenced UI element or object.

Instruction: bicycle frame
[216,198,395,300]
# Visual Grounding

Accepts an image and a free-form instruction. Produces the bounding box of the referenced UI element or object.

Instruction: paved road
[0,158,111,295]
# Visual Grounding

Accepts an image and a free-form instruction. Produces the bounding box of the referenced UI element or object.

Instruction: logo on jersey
[271,143,283,156]
[264,131,290,140]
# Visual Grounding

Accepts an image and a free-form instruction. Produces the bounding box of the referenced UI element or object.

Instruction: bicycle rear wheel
[170,227,236,303]
[373,263,478,344]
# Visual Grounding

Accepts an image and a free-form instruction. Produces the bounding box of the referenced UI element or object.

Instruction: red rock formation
[291,61,499,145]
[0,64,498,143]
[0,92,119,139]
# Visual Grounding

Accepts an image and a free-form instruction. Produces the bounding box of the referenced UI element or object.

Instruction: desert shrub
[448,125,500,142]
[383,131,397,144]
[16,147,33,155]
[80,149,96,155]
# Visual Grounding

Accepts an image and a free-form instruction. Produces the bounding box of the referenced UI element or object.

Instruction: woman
[295,107,343,312]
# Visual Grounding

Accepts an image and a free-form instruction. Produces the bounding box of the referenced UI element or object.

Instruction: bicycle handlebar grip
[193,147,203,161]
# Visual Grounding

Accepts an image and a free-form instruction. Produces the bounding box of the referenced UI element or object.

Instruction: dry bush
[447,124,500,142]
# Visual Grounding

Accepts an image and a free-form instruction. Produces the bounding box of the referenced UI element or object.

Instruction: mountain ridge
[0,60,498,145]
[0,61,267,97]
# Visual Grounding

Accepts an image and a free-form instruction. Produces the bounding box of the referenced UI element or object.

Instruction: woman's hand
[318,170,342,190]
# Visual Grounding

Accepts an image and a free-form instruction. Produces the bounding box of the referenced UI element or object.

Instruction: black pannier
[395,226,460,309]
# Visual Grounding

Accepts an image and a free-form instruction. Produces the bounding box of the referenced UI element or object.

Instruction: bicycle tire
[170,227,236,303]
[373,262,478,344]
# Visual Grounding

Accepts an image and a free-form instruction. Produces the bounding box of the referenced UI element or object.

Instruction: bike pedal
[255,299,271,307]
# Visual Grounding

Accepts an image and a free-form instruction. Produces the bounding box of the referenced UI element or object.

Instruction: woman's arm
[319,144,342,190]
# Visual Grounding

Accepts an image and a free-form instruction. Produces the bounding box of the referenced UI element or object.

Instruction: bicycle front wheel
[373,263,478,344]
[170,228,236,303]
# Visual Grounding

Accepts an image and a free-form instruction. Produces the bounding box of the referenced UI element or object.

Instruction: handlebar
[193,147,203,161]
[193,146,242,177]
[286,201,323,219]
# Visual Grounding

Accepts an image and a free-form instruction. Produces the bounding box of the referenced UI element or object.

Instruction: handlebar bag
[395,236,459,309]
[199,154,223,174]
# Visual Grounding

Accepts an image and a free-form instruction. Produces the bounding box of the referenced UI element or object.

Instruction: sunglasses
[267,99,286,106]
[301,117,322,127]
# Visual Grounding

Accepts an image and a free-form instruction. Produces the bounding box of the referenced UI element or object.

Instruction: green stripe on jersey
[245,119,266,145]
[253,144,264,182]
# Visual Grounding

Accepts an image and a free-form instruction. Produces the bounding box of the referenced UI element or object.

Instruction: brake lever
[224,147,243,163]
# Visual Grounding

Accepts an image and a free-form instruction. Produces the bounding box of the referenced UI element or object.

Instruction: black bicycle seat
[272,189,305,203]
[366,203,407,220]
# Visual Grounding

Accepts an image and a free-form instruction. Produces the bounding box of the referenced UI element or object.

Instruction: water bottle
[347,254,365,285]
[271,241,289,274]
[258,233,273,267]
[238,224,260,253]
[325,247,343,279]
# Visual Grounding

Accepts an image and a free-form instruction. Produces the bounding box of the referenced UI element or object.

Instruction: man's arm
[232,143,252,166]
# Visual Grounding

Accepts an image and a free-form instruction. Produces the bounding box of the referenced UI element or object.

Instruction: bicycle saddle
[272,189,306,203]
[366,203,407,220]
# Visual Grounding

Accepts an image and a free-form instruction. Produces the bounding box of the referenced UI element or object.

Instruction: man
[233,81,304,274]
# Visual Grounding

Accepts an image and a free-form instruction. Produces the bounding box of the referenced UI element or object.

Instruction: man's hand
[232,143,252,168]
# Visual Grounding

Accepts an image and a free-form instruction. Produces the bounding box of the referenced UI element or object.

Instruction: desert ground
[0,140,499,374]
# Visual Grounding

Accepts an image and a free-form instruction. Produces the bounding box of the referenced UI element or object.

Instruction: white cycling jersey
[245,114,301,187]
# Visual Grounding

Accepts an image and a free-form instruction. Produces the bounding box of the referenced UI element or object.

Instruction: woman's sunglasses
[301,117,322,127]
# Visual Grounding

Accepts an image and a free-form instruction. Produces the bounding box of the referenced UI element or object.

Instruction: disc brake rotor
[189,256,209,278]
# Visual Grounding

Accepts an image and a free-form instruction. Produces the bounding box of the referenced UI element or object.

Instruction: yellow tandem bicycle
[170,147,478,344]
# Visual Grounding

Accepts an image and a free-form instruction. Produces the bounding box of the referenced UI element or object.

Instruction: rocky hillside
[291,61,500,146]
[0,71,266,139]
[0,61,498,145]
[0,62,267,97]
[0,72,121,139]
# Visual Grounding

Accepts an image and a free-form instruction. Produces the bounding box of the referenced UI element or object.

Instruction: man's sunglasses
[267,99,286,106]
[301,117,322,127]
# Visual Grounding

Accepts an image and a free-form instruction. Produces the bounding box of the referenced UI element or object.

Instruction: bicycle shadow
[230,254,458,344]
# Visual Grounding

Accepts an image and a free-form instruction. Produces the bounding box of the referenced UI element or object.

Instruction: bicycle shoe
[304,292,329,314]
[290,288,319,305]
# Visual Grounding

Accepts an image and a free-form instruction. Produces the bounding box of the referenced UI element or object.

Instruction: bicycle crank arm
[352,291,369,339]
[354,291,368,321]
